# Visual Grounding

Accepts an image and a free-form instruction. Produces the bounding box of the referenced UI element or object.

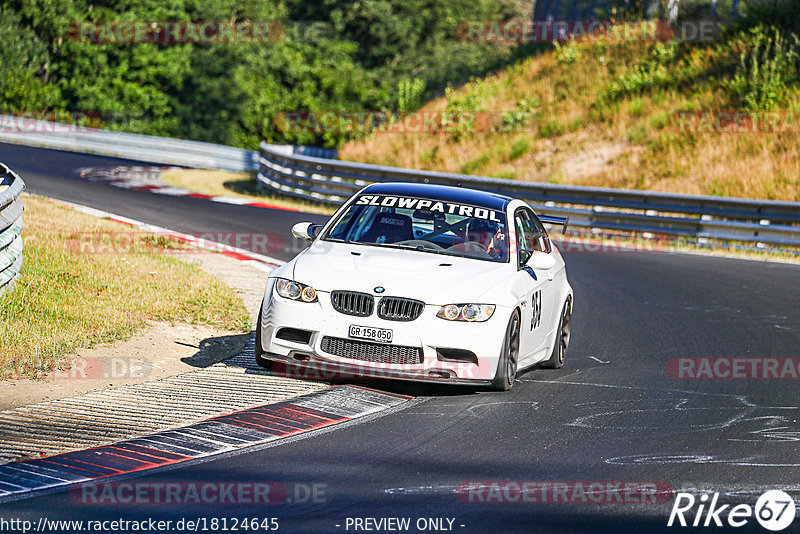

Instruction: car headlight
[437,303,495,322]
[275,279,318,302]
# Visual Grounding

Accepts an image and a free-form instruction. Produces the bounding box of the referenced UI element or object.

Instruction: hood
[288,241,511,305]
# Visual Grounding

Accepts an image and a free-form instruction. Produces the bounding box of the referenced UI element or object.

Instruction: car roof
[362,182,513,211]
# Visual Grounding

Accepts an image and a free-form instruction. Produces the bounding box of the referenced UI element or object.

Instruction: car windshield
[323,194,509,262]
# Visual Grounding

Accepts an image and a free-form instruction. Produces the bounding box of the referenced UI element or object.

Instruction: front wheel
[541,298,571,369]
[491,310,521,391]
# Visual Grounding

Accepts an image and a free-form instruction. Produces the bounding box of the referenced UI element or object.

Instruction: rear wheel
[491,310,521,391]
[541,298,571,369]
[254,304,272,370]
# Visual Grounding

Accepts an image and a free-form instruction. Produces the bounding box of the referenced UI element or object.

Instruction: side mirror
[291,222,321,242]
[526,250,557,271]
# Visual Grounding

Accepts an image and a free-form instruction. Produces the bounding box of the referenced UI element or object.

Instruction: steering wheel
[394,239,446,251]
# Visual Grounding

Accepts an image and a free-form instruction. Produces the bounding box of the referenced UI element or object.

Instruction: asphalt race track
[1,142,799,533]
[0,143,327,263]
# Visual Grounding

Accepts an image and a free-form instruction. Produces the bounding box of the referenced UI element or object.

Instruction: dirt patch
[1,195,251,377]
[0,322,249,411]
[0,249,273,411]
[557,140,629,184]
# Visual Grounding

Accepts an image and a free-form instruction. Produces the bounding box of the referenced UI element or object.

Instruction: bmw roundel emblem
[374,286,385,294]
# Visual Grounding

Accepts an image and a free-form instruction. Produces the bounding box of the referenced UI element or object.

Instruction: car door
[513,208,556,364]
[528,212,561,353]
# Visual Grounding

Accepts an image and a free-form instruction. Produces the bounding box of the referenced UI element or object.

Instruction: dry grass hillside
[340,27,800,201]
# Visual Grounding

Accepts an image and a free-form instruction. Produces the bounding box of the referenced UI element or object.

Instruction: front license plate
[349,325,393,344]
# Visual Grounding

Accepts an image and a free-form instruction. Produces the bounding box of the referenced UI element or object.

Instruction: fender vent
[276,328,312,345]
[436,348,478,365]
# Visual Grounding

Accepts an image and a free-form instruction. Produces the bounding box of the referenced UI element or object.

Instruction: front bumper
[260,280,510,385]
[260,351,493,386]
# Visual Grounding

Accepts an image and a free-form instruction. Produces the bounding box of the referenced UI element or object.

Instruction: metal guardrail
[0,115,336,172]
[257,141,800,246]
[0,114,336,172]
[0,114,259,173]
[0,162,24,292]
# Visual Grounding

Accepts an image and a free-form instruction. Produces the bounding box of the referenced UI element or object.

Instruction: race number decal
[531,290,542,330]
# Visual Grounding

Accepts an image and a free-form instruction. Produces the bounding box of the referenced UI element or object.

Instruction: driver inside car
[465,219,506,259]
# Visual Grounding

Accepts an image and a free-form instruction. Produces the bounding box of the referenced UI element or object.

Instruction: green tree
[0,7,62,113]
[1,0,528,147]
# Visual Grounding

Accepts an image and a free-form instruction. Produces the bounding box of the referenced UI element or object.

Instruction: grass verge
[0,195,251,379]
[160,169,335,215]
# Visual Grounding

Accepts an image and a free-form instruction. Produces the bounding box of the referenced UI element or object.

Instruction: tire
[491,310,521,391]
[541,298,571,369]
[254,304,272,370]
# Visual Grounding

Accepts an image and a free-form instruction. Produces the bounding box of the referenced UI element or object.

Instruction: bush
[601,42,680,101]
[538,118,565,138]
[509,138,529,160]
[733,0,800,36]
[0,7,62,113]
[500,98,539,133]
[727,26,800,111]
[460,154,490,174]
[554,40,581,64]
[444,80,498,140]
[398,78,426,114]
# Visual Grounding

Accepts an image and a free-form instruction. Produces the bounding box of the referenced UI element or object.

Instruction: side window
[529,213,551,253]
[514,210,532,268]
[514,209,551,267]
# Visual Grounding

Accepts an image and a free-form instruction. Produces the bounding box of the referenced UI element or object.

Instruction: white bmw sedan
[255,182,573,390]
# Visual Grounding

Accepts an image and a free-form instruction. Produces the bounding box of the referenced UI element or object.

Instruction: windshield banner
[355,195,503,222]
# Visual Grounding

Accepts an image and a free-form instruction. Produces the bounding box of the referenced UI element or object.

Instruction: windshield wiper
[382,243,451,256]
[387,243,423,250]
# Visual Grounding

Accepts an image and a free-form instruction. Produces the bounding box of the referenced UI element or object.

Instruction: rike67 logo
[668,490,796,531]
